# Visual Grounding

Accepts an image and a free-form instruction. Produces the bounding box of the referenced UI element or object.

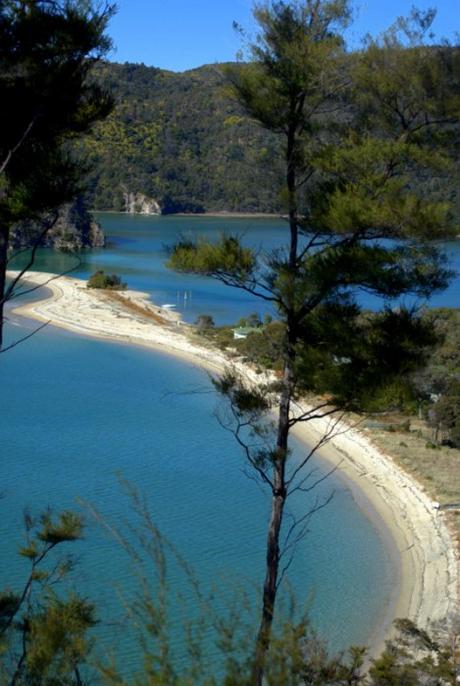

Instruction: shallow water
[9,213,460,324]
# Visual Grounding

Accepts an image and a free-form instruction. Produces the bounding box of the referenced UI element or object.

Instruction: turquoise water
[10,212,460,324]
[4,212,456,675]
[11,214,289,325]
[0,316,394,670]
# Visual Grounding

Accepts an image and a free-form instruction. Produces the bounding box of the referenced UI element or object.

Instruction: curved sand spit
[8,270,459,651]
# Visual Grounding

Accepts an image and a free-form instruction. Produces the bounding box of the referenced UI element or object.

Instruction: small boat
[161,303,176,309]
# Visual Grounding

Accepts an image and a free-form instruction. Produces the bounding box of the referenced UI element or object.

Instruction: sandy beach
[8,269,459,652]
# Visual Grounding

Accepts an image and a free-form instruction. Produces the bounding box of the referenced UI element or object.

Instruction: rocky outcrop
[123,191,161,215]
[10,198,105,252]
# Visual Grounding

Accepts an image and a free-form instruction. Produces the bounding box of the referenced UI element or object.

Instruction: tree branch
[286,411,345,488]
[0,213,59,308]
[0,320,50,354]
[0,117,37,176]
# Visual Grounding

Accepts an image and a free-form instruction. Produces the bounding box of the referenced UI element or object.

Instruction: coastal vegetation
[195,313,215,332]
[199,307,460,414]
[194,305,460,559]
[87,270,126,290]
[168,1,460,681]
[79,61,284,214]
[430,380,460,448]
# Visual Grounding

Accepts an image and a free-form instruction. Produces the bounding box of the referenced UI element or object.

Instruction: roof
[232,326,263,335]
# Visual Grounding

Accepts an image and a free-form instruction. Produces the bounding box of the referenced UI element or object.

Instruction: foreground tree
[2,501,456,683]
[169,2,459,682]
[0,510,96,685]
[90,484,369,686]
[0,0,114,352]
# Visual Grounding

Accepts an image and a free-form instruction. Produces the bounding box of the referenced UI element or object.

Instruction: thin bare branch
[288,402,336,426]
[211,270,282,304]
[1,213,59,308]
[288,462,340,497]
[286,412,346,487]
[215,404,275,490]
[277,492,335,589]
[0,117,37,176]
[7,256,82,302]
[0,320,50,354]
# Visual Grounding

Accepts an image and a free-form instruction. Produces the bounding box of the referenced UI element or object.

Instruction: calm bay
[2,213,458,672]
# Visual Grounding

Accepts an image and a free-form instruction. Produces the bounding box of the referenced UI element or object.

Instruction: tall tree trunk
[252,124,299,685]
[252,346,295,685]
[0,226,9,351]
[253,482,286,684]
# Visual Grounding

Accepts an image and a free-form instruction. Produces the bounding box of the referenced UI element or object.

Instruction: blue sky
[107,1,459,72]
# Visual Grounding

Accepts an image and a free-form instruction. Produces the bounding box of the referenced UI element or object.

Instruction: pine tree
[168,3,459,682]
[0,510,96,685]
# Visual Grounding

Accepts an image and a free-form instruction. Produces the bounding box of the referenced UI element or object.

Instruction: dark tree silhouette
[0,0,115,351]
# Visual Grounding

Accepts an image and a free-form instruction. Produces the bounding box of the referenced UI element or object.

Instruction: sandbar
[8,270,459,655]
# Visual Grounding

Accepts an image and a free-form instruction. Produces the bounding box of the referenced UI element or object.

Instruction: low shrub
[87,270,126,290]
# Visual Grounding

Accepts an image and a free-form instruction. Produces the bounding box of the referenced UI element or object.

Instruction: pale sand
[8,270,459,652]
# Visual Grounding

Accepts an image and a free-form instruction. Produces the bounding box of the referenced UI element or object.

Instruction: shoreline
[8,270,459,656]
[93,210,284,219]
[173,211,285,219]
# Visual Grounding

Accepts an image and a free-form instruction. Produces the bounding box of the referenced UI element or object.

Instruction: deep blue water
[4,212,455,676]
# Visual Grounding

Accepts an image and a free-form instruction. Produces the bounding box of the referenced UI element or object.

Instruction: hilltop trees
[0,0,114,352]
[169,1,459,682]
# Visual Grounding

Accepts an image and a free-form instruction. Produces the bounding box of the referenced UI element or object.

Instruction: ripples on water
[4,213,448,673]
[0,319,394,673]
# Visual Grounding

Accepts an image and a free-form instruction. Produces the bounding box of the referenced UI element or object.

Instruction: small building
[232,326,262,340]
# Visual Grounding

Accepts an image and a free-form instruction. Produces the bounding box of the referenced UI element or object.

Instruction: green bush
[87,270,126,290]
[235,320,285,370]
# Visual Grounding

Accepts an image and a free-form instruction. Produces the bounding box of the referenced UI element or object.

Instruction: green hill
[81,62,284,214]
[80,60,459,218]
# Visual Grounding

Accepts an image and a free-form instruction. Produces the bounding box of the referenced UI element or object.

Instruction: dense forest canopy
[82,55,460,216]
[81,61,284,213]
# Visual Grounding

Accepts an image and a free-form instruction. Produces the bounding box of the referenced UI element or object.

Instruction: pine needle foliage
[0,509,94,686]
[0,0,115,349]
[168,2,459,682]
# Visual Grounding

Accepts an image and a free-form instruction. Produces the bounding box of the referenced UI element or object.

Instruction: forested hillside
[81,59,460,216]
[81,62,284,213]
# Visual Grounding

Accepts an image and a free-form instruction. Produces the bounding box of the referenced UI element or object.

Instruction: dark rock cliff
[10,198,105,252]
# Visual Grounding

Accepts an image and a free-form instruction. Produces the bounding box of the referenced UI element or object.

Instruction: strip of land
[8,270,459,653]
